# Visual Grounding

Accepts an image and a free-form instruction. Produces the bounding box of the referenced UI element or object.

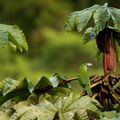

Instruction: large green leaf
[65,5,100,32]
[66,3,120,43]
[54,93,102,120]
[0,24,28,51]
[10,100,56,120]
[76,5,100,32]
[33,75,71,96]
[0,78,30,105]
[93,3,110,33]
[65,11,79,31]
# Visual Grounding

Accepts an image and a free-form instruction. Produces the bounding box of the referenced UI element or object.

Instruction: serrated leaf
[76,5,100,32]
[0,29,9,48]
[65,5,100,32]
[65,11,79,31]
[3,78,28,96]
[0,24,28,51]
[93,3,110,33]
[0,78,30,105]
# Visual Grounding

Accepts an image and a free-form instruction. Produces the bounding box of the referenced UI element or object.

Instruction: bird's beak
[86,63,92,67]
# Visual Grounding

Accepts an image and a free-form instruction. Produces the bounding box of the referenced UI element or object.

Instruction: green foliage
[0,78,30,105]
[65,3,120,42]
[0,24,28,51]
[0,93,103,120]
[0,71,120,119]
[65,5,100,32]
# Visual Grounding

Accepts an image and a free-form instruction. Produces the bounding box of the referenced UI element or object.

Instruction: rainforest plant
[65,3,120,109]
[1,3,120,120]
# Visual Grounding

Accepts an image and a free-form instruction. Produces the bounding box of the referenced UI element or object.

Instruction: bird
[78,63,92,96]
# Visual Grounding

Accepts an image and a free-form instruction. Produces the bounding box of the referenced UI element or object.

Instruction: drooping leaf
[65,5,100,32]
[33,75,71,96]
[76,5,100,32]
[65,11,79,31]
[0,24,28,51]
[0,78,30,105]
[0,29,9,48]
[33,76,52,94]
[93,3,110,33]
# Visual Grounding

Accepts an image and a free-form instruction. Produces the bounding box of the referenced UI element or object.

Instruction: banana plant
[65,3,120,109]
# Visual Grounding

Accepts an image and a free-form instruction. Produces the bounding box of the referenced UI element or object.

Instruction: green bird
[78,63,92,96]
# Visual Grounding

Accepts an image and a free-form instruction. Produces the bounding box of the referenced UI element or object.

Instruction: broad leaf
[0,78,30,105]
[76,5,100,32]
[65,11,79,31]
[33,76,52,94]
[34,75,71,95]
[0,24,28,51]
[10,100,56,120]
[93,3,110,33]
[54,93,102,120]
[65,5,100,32]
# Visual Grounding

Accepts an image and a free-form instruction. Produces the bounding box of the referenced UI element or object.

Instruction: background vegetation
[0,0,120,82]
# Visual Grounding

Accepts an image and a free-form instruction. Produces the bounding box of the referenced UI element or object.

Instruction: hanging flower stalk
[96,27,117,75]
